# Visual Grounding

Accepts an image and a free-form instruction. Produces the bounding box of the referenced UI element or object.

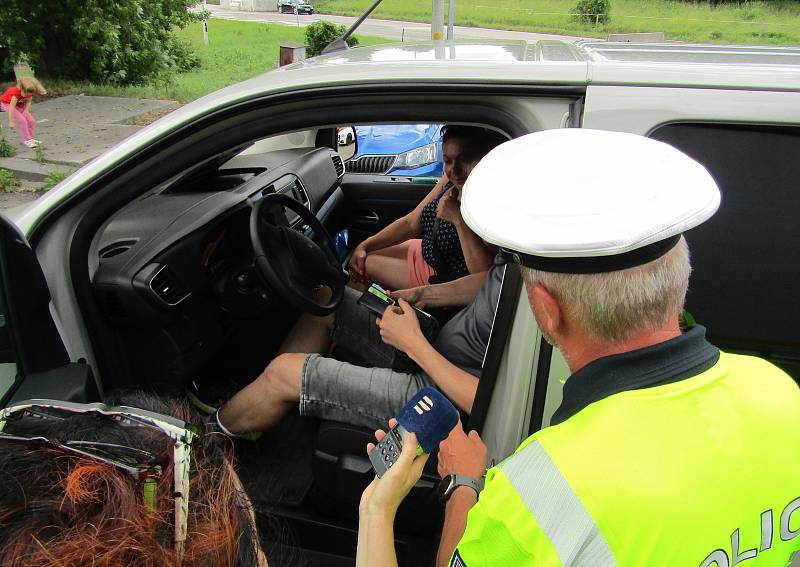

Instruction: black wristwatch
[437,474,482,503]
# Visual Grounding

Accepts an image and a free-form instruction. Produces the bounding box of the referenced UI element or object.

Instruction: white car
[2,39,799,564]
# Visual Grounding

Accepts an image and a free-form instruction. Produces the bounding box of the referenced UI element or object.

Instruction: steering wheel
[250,193,348,316]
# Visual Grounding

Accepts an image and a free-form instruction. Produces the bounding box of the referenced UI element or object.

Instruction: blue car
[346,124,444,177]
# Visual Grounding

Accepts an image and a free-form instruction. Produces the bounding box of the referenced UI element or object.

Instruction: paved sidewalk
[1,95,178,210]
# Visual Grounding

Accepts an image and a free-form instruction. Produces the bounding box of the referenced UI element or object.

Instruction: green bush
[0,137,15,158]
[304,20,360,58]
[574,0,610,25]
[0,169,18,191]
[0,1,200,86]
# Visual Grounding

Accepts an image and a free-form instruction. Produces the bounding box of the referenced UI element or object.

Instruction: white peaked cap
[460,129,721,273]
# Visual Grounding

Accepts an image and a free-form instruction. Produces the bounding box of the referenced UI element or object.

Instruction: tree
[304,20,359,58]
[0,0,200,85]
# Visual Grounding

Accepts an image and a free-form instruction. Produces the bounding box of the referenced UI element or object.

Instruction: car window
[240,129,318,155]
[650,123,800,382]
[338,123,444,179]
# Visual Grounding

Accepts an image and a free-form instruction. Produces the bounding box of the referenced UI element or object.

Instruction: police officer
[355,129,800,567]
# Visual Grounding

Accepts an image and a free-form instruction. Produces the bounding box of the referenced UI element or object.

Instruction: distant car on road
[277,0,314,14]
[346,124,444,177]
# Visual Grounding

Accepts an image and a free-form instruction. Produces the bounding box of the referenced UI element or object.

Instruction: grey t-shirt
[434,263,506,378]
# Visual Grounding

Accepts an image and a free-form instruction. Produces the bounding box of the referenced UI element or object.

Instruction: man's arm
[437,488,477,567]
[377,300,478,412]
[436,422,488,567]
[389,270,487,309]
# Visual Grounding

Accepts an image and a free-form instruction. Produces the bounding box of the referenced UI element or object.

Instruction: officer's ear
[525,282,562,339]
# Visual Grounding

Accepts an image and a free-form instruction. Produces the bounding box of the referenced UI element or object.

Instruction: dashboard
[90,145,345,386]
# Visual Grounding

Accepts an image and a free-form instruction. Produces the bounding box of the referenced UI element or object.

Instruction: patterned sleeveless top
[419,182,469,278]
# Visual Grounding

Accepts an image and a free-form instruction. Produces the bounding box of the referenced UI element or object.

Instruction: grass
[0,169,18,192]
[314,0,800,44]
[40,169,72,192]
[43,19,391,103]
[0,137,15,158]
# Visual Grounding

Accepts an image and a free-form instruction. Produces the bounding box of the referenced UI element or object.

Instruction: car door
[0,214,98,407]
[330,123,443,244]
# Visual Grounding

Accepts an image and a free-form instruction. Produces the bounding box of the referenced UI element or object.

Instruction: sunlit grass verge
[41,19,391,103]
[315,0,800,44]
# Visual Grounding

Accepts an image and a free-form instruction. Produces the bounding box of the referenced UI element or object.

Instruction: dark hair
[0,393,262,567]
[441,125,508,159]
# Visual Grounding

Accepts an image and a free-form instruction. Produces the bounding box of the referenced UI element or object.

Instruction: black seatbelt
[467,263,523,434]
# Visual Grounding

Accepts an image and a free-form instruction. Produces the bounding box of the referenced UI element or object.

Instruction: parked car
[345,123,444,177]
[2,39,798,566]
[337,125,355,145]
[277,0,313,14]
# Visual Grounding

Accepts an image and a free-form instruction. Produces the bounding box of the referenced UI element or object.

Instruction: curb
[0,157,72,182]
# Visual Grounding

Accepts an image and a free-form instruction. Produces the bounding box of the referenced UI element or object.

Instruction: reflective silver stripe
[500,441,617,566]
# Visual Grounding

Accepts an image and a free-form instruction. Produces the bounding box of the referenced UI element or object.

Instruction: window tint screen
[650,123,799,379]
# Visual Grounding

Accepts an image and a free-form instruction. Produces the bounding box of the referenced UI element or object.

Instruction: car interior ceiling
[29,93,549,566]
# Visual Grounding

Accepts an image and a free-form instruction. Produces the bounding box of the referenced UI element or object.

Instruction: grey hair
[521,236,692,343]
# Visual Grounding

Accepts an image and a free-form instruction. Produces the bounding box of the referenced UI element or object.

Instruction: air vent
[331,154,344,177]
[347,155,396,175]
[149,266,190,306]
[99,239,137,259]
[292,181,310,208]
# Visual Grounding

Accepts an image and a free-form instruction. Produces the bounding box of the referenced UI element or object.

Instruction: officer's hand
[438,420,487,480]
[377,299,425,354]
[360,418,429,518]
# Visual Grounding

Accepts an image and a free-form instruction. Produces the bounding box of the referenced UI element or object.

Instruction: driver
[213,260,507,435]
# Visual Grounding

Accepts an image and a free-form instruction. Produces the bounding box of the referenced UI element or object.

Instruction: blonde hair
[18,76,46,96]
[521,236,692,343]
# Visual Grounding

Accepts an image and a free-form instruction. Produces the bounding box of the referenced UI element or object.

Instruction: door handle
[358,212,380,224]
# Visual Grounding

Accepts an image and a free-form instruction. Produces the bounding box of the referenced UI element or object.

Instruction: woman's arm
[350,177,449,274]
[437,187,496,274]
[454,221,496,274]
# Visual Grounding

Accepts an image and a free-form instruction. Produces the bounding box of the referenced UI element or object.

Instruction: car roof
[14,39,800,234]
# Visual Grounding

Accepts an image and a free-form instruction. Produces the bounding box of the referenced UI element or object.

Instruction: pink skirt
[406,239,436,287]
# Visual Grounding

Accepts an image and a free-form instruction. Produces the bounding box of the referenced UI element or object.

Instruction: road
[205,4,590,43]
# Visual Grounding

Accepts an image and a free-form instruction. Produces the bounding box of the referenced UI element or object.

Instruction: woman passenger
[349,125,507,290]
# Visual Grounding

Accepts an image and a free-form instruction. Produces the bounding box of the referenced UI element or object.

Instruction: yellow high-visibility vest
[452,351,800,566]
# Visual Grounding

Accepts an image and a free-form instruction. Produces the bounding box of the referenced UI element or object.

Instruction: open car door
[0,214,98,407]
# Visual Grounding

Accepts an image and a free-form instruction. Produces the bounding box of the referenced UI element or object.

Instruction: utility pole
[432,0,444,40]
[447,0,455,40]
[202,0,209,44]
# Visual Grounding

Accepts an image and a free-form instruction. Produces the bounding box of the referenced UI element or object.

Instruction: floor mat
[236,411,319,509]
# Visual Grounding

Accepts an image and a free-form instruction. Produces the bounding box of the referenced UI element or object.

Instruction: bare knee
[260,353,304,401]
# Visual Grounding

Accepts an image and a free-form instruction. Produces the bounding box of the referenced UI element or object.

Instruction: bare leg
[218,287,334,434]
[364,241,413,290]
[218,353,305,434]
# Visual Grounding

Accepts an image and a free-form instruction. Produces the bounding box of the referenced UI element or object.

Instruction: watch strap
[441,474,482,502]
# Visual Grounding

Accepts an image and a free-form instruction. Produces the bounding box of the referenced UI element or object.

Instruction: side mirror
[337,126,357,161]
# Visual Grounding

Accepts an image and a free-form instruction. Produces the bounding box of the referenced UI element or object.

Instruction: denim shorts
[298,288,433,430]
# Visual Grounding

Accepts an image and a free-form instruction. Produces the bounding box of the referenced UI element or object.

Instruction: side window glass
[337,123,444,178]
[0,278,18,400]
[651,123,800,382]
